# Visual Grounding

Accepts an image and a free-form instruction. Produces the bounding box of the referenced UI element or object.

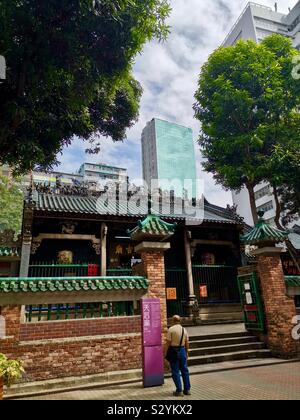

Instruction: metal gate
[237,272,265,331]
[165,269,188,317]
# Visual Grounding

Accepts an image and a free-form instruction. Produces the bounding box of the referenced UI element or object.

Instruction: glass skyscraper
[141,118,197,199]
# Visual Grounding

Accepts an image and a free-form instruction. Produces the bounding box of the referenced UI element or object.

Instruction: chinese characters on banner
[282,258,300,276]
[141,298,164,388]
[199,285,208,298]
[166,288,177,300]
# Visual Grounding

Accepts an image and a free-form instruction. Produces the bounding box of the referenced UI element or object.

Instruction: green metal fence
[25,301,135,323]
[29,264,133,278]
[165,265,240,318]
[29,263,90,277]
[237,272,265,332]
[192,265,240,304]
[166,268,189,317]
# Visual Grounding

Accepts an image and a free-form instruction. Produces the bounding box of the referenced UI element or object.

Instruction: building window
[255,185,271,201]
[257,200,274,213]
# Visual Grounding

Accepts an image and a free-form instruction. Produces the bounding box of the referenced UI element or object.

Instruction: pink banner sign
[141,298,164,387]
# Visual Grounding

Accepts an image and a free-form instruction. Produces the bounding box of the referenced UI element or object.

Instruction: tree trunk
[0,377,4,400]
[246,183,258,225]
[273,186,283,229]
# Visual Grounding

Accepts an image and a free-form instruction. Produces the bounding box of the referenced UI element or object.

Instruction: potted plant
[0,353,24,400]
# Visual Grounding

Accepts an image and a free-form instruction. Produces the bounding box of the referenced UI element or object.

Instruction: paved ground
[19,361,300,400]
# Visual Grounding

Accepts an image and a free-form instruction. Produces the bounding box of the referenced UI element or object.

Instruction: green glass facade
[154,119,197,198]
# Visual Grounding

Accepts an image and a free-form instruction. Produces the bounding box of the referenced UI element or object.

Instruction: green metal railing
[165,265,240,317]
[166,268,189,317]
[29,263,90,277]
[25,301,135,323]
[192,265,240,304]
[28,264,133,278]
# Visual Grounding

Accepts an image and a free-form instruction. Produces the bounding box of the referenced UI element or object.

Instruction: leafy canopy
[0,0,171,174]
[194,34,300,194]
[0,175,24,233]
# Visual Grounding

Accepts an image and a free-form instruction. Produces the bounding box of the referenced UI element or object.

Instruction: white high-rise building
[223,1,300,48]
[223,1,300,226]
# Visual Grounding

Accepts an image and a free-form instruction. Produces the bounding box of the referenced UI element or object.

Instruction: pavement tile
[17,361,300,401]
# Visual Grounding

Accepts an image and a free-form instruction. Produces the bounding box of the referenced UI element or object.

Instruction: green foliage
[0,175,23,233]
[0,353,25,387]
[0,0,171,174]
[269,130,300,224]
[194,34,300,221]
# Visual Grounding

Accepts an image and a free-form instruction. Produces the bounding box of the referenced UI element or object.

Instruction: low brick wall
[19,316,141,341]
[2,334,141,382]
[0,307,142,382]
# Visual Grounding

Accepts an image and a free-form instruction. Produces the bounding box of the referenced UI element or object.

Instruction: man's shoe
[184,390,191,396]
[173,391,184,397]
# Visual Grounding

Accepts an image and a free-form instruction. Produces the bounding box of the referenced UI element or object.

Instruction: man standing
[165,315,191,397]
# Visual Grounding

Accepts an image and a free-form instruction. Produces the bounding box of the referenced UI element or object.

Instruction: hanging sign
[166,288,177,300]
[199,285,208,298]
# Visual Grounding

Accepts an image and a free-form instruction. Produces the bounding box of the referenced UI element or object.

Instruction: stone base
[134,242,170,253]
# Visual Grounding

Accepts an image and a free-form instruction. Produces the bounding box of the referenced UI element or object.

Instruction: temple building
[16,181,245,323]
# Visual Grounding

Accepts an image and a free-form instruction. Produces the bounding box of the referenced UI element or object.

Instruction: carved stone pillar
[19,203,34,277]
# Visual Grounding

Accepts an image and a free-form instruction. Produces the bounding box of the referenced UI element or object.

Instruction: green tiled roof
[0,276,149,293]
[285,276,300,287]
[241,212,289,246]
[128,214,176,241]
[0,247,20,258]
[34,193,239,224]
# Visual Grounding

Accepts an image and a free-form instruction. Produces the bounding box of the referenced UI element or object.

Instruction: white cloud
[58,0,298,208]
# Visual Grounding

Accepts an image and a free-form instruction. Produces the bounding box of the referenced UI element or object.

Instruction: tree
[0,175,24,233]
[0,0,170,174]
[269,132,300,226]
[194,34,300,224]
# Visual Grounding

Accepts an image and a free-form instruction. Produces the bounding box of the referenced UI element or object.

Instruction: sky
[57,0,297,208]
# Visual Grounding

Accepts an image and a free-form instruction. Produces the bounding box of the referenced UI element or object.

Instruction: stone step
[189,336,257,349]
[189,331,250,342]
[189,342,265,357]
[199,313,243,322]
[188,349,272,366]
[195,318,244,325]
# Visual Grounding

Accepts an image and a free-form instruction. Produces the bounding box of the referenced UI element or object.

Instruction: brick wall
[19,316,141,341]
[0,305,22,340]
[0,311,142,382]
[1,333,141,382]
[257,253,299,358]
[134,252,168,338]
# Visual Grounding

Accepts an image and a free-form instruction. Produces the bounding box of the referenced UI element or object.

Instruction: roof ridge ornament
[128,213,177,242]
[241,211,290,247]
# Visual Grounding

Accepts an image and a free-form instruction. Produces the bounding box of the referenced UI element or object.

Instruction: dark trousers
[170,347,191,393]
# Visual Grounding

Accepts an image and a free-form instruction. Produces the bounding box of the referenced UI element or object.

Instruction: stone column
[135,242,170,338]
[101,223,107,276]
[19,203,34,278]
[19,238,32,278]
[184,228,196,316]
[253,247,298,358]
